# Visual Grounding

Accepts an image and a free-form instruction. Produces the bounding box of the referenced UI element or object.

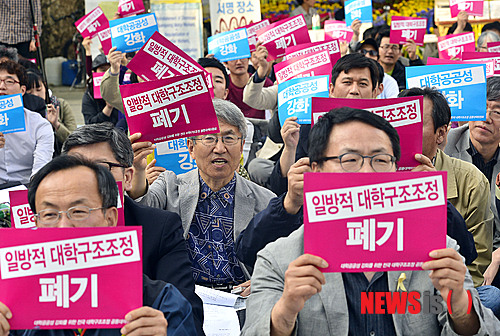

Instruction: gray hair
[189,98,247,140]
[0,46,18,62]
[62,122,134,167]
[478,31,500,49]
[487,76,500,102]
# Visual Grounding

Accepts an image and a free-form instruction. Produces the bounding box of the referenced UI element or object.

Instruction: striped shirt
[0,0,42,44]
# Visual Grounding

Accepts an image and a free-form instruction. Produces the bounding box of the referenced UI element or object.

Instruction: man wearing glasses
[128,98,276,294]
[0,60,53,188]
[376,30,424,91]
[241,107,499,336]
[446,76,500,292]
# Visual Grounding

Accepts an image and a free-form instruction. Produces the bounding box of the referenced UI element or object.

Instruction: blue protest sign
[154,138,197,175]
[110,13,158,53]
[0,94,25,133]
[406,64,486,121]
[278,76,330,125]
[345,0,373,26]
[207,28,251,62]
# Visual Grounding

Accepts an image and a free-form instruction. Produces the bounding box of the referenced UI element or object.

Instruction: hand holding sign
[146,159,166,185]
[0,301,12,336]
[283,157,312,215]
[120,306,167,336]
[0,133,4,149]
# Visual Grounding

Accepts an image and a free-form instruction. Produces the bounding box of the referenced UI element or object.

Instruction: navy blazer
[123,196,204,336]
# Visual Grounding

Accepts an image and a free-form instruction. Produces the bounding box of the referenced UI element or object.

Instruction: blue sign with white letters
[154,138,197,175]
[207,28,251,62]
[278,75,330,125]
[0,94,25,133]
[406,63,486,121]
[110,13,159,53]
[345,0,373,26]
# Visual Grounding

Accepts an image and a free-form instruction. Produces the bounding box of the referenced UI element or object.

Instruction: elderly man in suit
[128,98,276,292]
[445,76,500,288]
[242,108,499,336]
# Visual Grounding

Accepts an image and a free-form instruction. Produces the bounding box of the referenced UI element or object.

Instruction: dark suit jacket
[123,196,204,335]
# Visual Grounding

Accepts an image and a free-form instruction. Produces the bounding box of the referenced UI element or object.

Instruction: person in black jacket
[61,123,205,336]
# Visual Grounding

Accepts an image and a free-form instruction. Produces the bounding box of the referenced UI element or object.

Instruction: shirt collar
[467,139,500,164]
[198,173,236,205]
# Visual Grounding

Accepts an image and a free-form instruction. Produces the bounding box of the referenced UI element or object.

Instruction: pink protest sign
[274,50,332,84]
[116,181,125,227]
[311,97,423,171]
[427,56,495,77]
[303,171,447,273]
[126,31,214,97]
[450,0,484,17]
[462,51,500,75]
[245,19,270,52]
[97,28,112,55]
[488,41,500,53]
[75,6,109,39]
[255,15,311,61]
[93,72,104,99]
[389,16,427,46]
[9,190,35,229]
[0,227,143,329]
[120,72,219,143]
[324,20,354,43]
[285,40,341,66]
[118,0,145,18]
[437,32,475,60]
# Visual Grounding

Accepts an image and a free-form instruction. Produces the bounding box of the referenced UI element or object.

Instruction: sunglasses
[359,49,378,57]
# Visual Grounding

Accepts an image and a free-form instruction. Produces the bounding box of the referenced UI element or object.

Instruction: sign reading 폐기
[284,40,341,65]
[345,0,373,26]
[303,171,447,273]
[278,76,330,125]
[324,20,354,43]
[406,63,486,121]
[207,28,251,62]
[449,0,484,17]
[154,138,197,175]
[120,72,219,143]
[255,15,310,61]
[437,32,475,60]
[390,16,427,46]
[110,13,159,53]
[245,19,270,52]
[274,50,332,84]
[0,94,25,134]
[0,227,143,329]
[118,0,145,18]
[311,96,423,171]
[75,6,109,39]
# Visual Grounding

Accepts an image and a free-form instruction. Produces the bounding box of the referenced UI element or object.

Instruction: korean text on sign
[207,28,251,62]
[110,13,158,53]
[462,51,500,76]
[278,76,330,125]
[118,0,145,18]
[303,172,447,273]
[449,0,484,17]
[389,16,427,46]
[93,73,104,99]
[0,93,25,134]
[9,189,35,229]
[120,72,219,143]
[345,0,373,26]
[255,14,310,61]
[245,19,270,52]
[75,6,109,39]
[406,63,486,121]
[437,32,475,60]
[427,56,495,78]
[324,20,354,43]
[0,227,142,330]
[274,50,332,84]
[154,138,197,175]
[285,40,341,65]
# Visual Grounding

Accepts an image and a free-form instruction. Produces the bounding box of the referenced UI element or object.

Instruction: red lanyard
[72,329,86,336]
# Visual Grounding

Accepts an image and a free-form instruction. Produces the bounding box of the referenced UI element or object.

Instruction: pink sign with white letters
[9,190,35,229]
[255,15,311,61]
[427,57,495,77]
[311,97,424,171]
[118,0,145,18]
[120,72,219,143]
[488,41,500,53]
[450,0,484,17]
[389,16,427,46]
[97,28,112,55]
[303,172,447,273]
[244,19,270,52]
[437,32,475,60]
[324,20,354,43]
[74,6,110,39]
[0,227,142,329]
[285,40,341,66]
[126,31,214,97]
[462,51,500,76]
[93,72,104,99]
[274,50,332,84]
